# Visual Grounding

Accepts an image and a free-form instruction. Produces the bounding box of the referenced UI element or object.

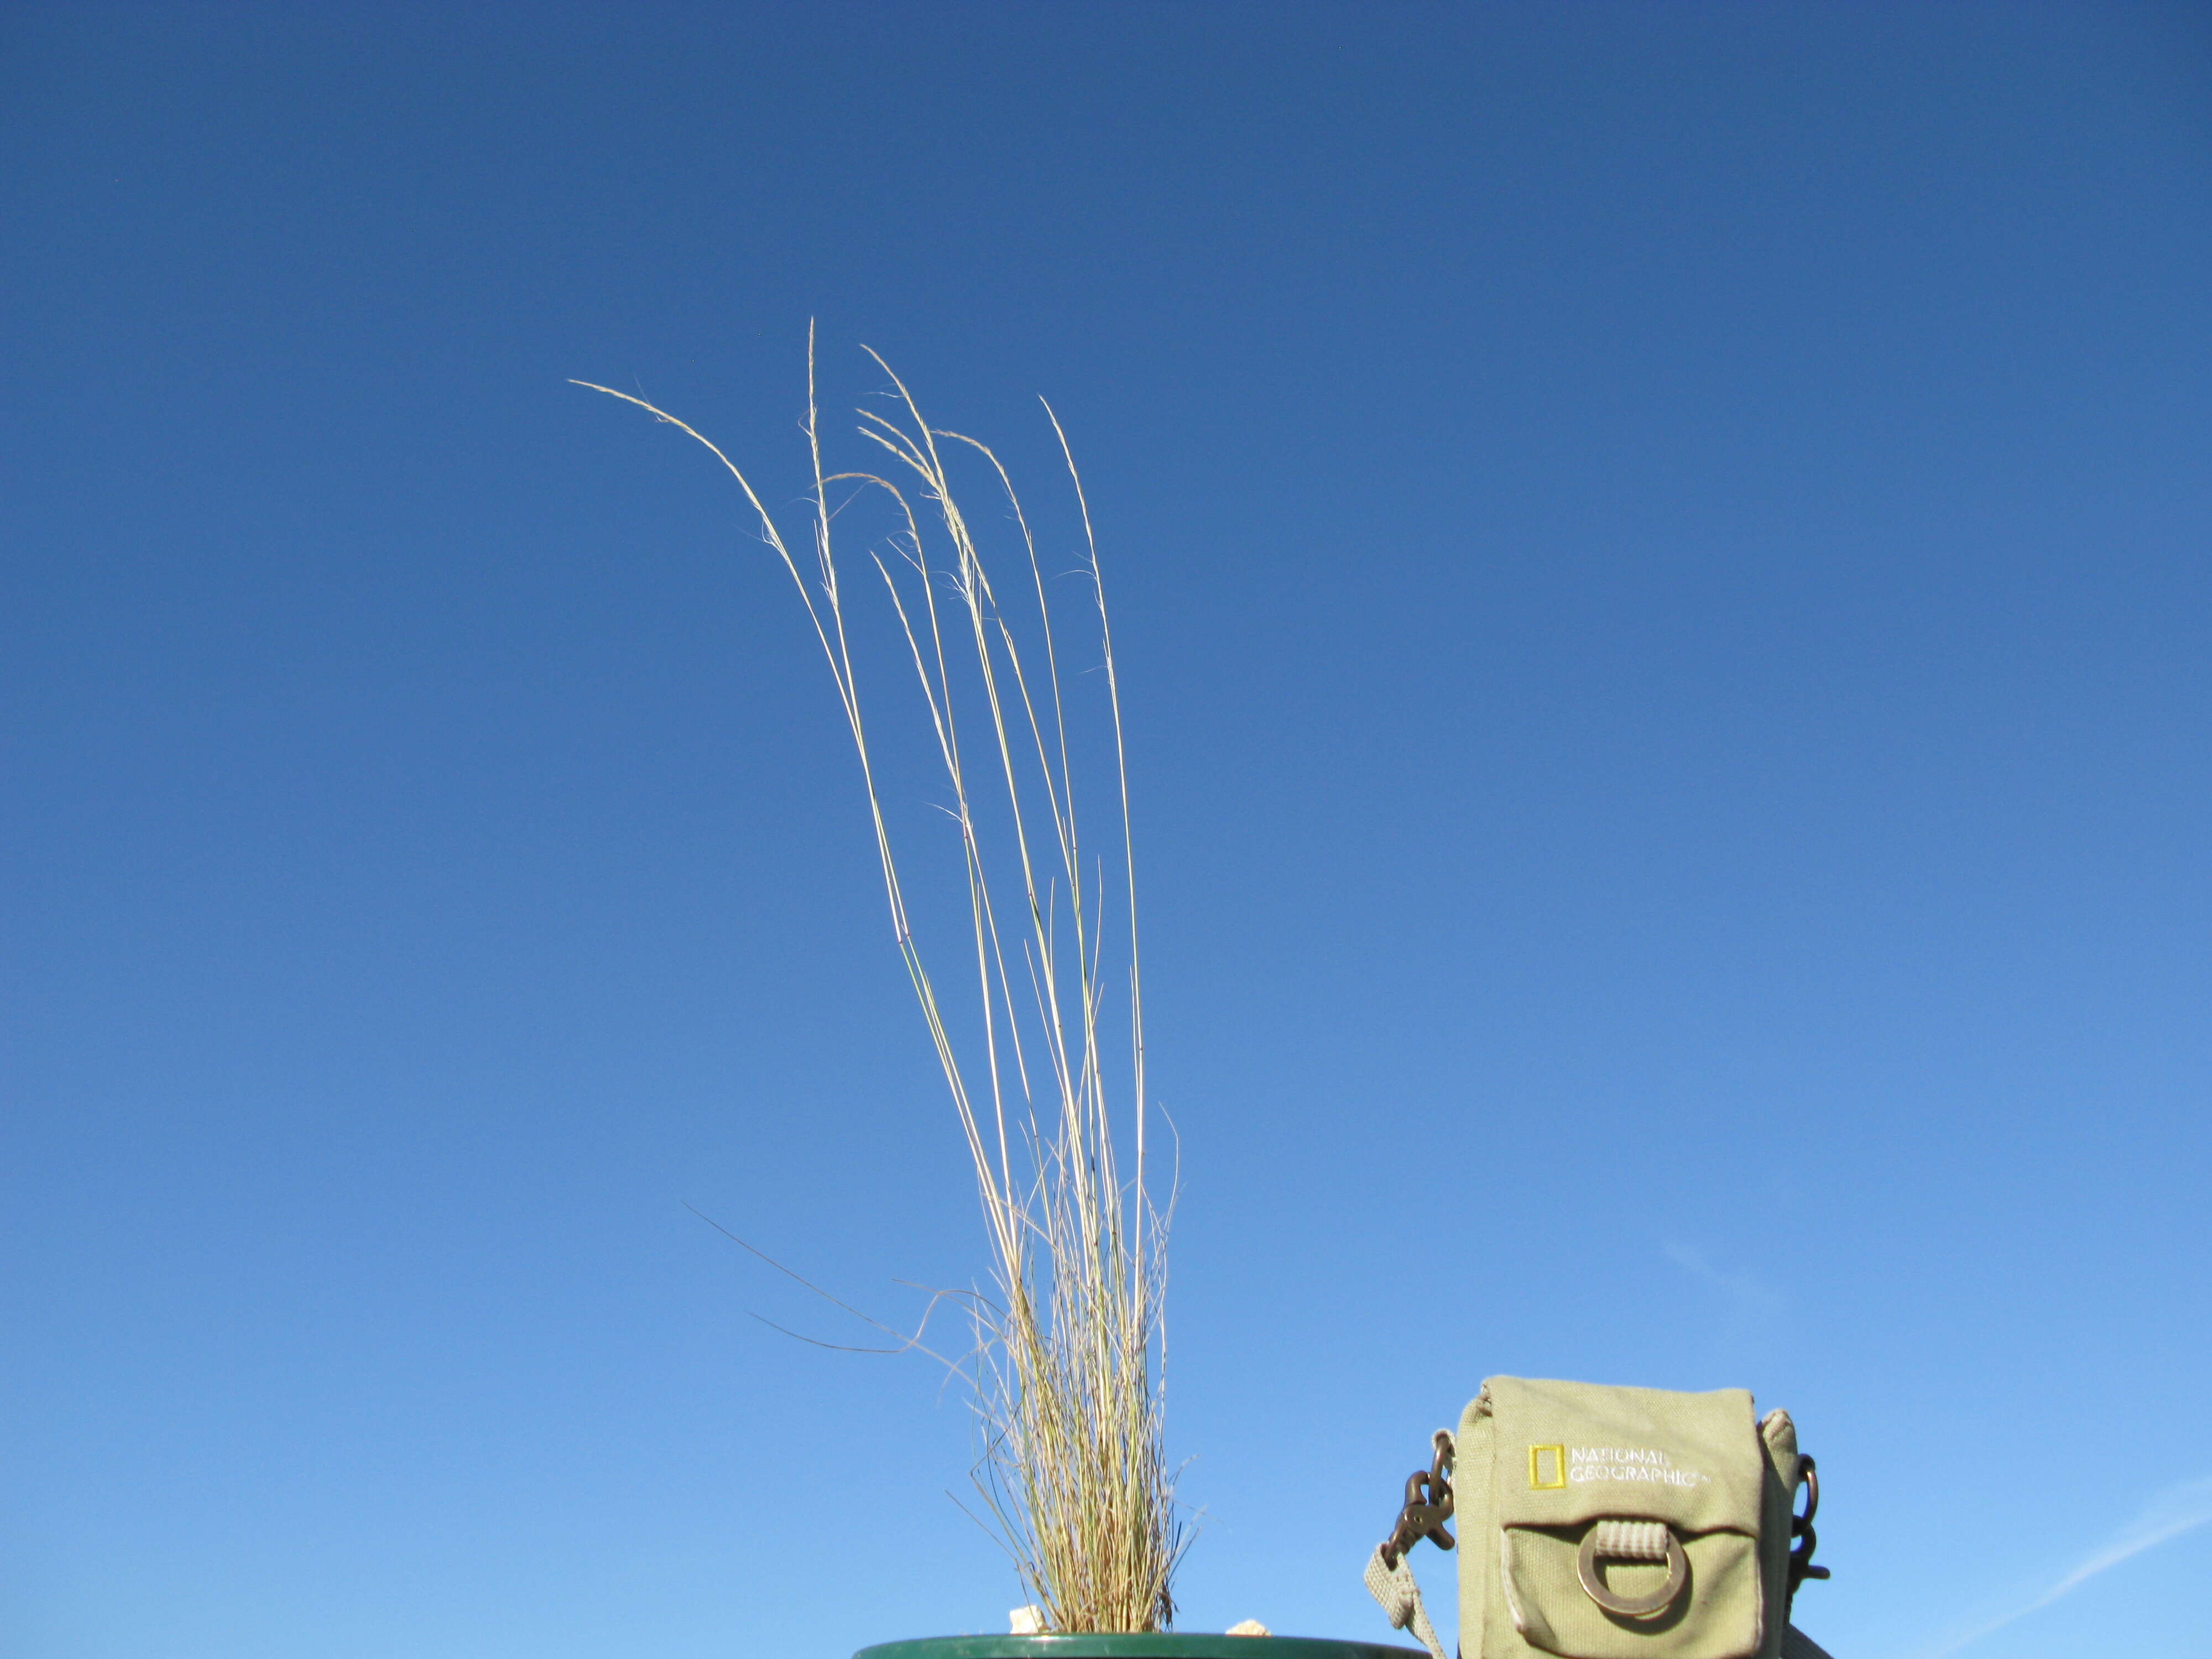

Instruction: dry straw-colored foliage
[578,333,1183,1631]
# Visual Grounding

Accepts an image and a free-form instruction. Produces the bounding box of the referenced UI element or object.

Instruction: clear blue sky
[4,6,2209,1658]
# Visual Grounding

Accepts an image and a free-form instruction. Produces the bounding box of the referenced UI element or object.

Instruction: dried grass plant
[577,333,1184,1631]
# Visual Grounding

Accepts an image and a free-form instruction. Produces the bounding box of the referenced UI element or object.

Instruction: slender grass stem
[575,331,1181,1630]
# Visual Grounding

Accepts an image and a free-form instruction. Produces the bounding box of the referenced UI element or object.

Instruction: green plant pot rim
[855,1637,1428,1659]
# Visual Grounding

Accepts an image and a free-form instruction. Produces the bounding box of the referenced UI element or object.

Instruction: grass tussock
[577,331,1183,1632]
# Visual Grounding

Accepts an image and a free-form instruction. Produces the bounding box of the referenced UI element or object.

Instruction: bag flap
[1488,1376,1764,1535]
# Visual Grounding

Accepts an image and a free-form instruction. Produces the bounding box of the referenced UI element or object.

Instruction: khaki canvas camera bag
[1366,1376,1831,1659]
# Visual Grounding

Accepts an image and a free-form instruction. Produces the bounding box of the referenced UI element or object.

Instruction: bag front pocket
[1499,1520,1762,1659]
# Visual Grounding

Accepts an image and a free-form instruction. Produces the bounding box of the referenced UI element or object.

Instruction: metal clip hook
[1787,1455,1830,1606]
[1381,1433,1456,1568]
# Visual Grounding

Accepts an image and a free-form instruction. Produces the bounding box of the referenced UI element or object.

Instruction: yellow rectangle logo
[1528,1443,1566,1489]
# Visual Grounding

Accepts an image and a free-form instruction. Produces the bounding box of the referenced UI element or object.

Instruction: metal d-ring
[1575,1521,1688,1619]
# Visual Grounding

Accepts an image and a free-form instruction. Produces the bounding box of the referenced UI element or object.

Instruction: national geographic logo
[1528,1443,1712,1489]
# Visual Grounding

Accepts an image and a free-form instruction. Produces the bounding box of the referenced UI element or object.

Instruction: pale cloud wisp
[1919,1470,2212,1658]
